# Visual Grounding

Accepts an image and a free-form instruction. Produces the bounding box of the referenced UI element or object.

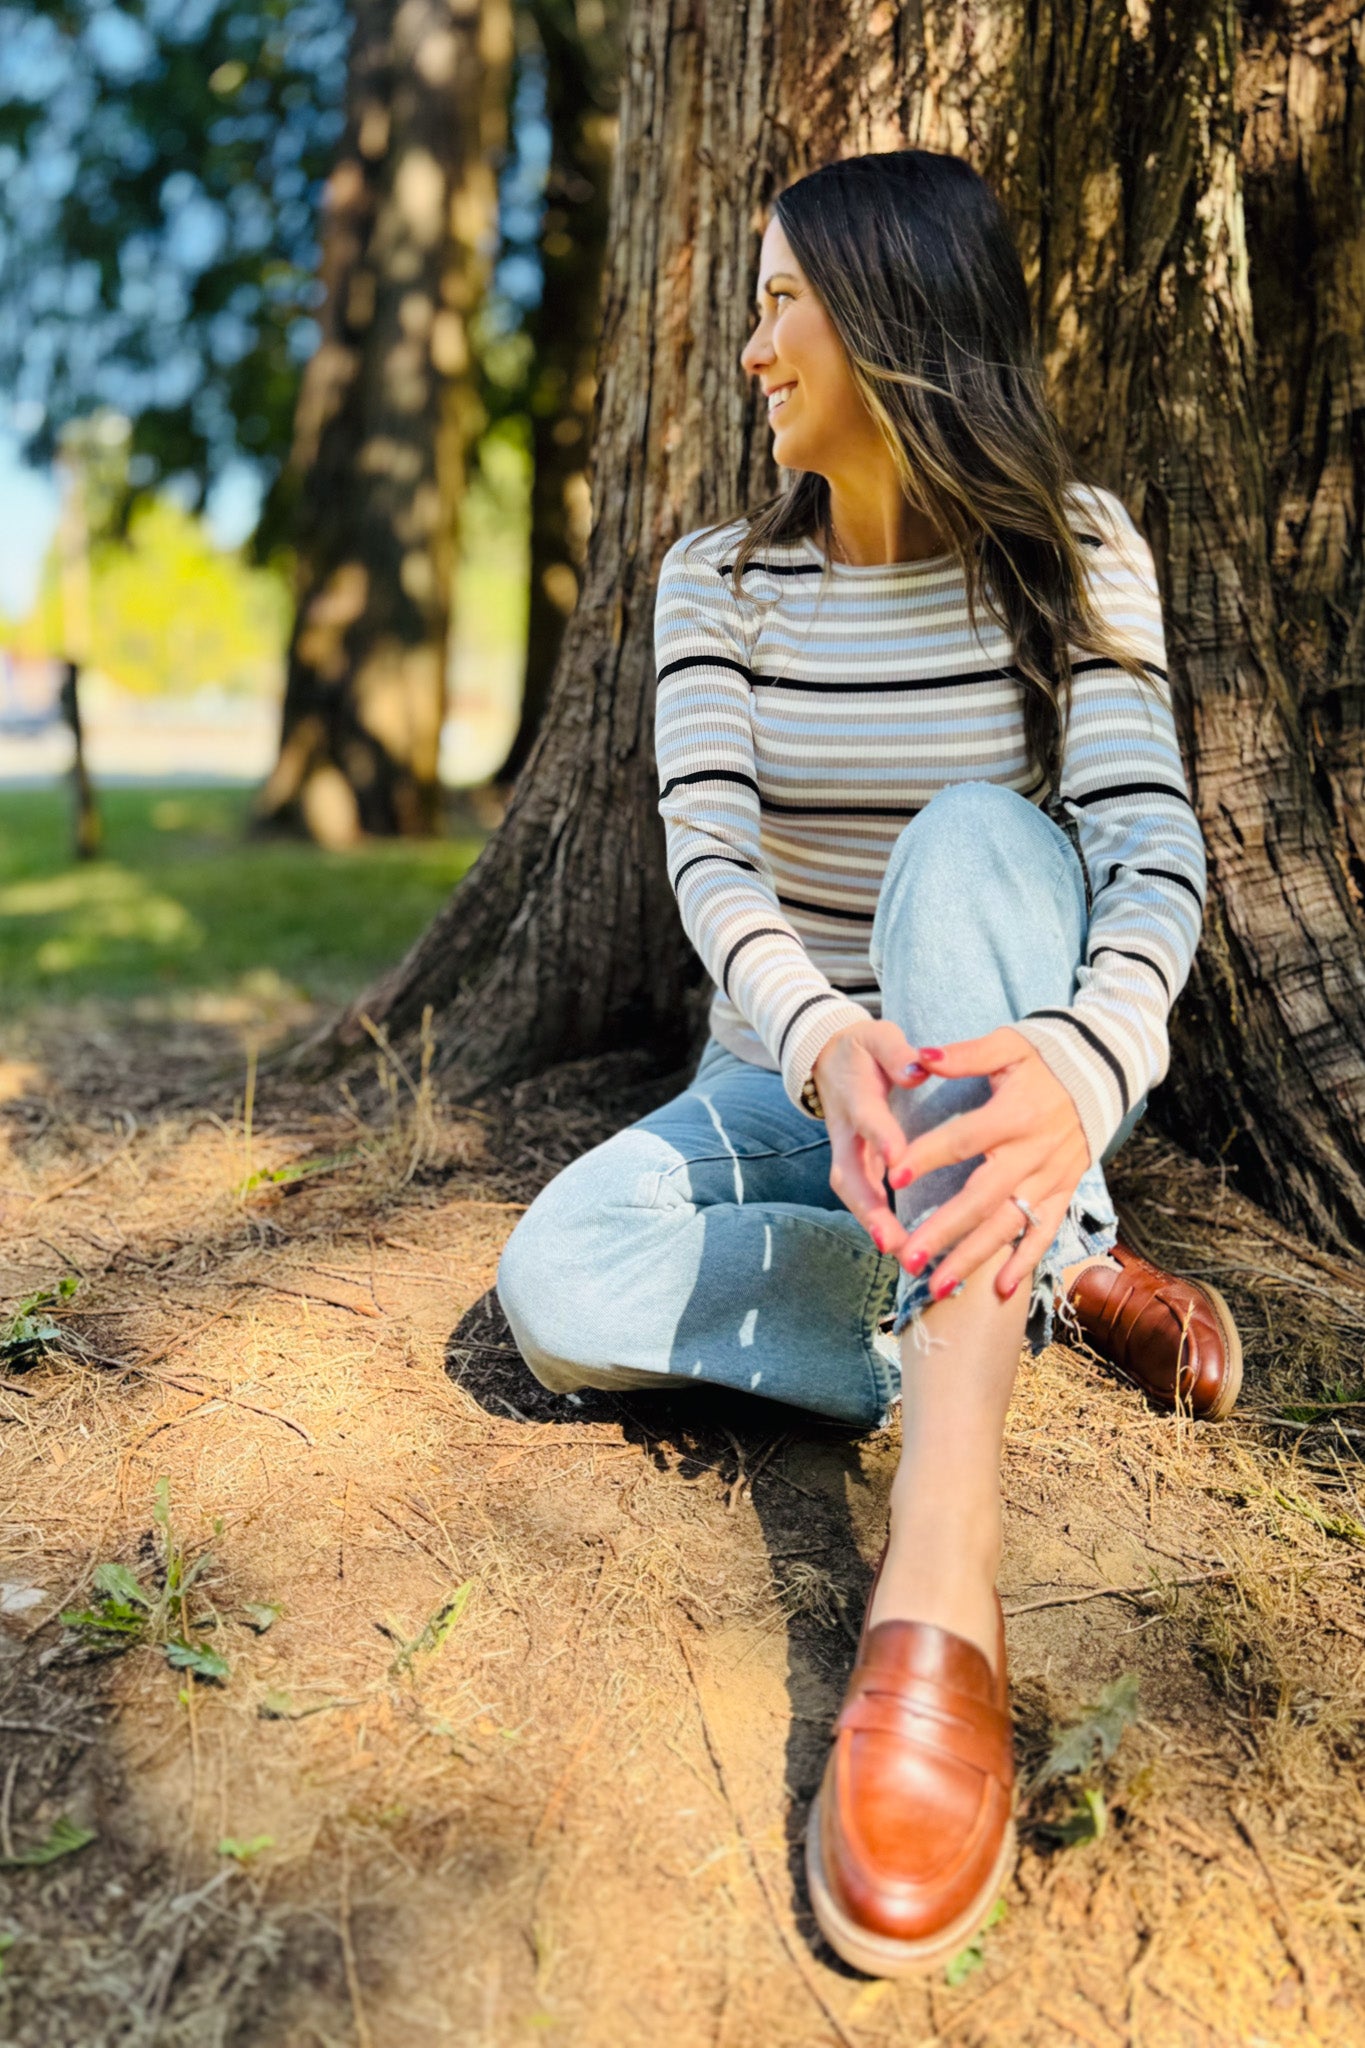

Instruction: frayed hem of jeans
[889,1187,1120,1359]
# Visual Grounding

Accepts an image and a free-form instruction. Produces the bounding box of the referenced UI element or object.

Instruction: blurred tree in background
[493,0,622,786]
[0,0,625,837]
[254,0,513,843]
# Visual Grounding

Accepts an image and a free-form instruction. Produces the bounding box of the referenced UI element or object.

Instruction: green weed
[217,1835,274,1863]
[62,1478,231,1683]
[945,1898,1007,1986]
[0,1277,80,1370]
[384,1580,475,1678]
[0,1817,97,1870]
[1028,1672,1140,1850]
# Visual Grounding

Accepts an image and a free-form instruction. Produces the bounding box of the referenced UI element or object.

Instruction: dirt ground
[1,1010,1363,2048]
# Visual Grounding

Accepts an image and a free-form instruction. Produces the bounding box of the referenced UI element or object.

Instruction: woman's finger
[854,1095,916,1183]
[993,1189,1068,1297]
[829,1125,908,1258]
[896,1150,1034,1271]
[862,1020,932,1092]
[929,1189,1063,1300]
[889,1092,1035,1189]
[915,1027,1033,1080]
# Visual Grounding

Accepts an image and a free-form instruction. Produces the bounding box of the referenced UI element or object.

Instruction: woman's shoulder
[1062,480,1154,574]
[662,514,748,579]
[661,514,811,584]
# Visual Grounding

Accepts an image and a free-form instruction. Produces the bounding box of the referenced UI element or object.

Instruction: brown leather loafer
[1062,1238,1242,1420]
[805,1596,1015,1976]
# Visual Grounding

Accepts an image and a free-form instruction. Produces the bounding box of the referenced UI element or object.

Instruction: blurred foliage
[0,0,349,551]
[8,492,290,696]
[0,785,482,1014]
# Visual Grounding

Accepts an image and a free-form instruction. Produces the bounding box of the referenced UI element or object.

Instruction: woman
[497,150,1238,1975]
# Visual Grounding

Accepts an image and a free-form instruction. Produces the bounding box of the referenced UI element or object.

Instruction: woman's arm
[653,530,872,1111]
[867,491,1207,1300]
[1010,491,1206,1167]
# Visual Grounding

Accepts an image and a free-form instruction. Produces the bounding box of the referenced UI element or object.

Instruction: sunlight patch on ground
[1,863,204,978]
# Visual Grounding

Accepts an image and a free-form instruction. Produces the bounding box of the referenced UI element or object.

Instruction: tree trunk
[495,0,624,787]
[257,0,513,845]
[338,0,1365,1248]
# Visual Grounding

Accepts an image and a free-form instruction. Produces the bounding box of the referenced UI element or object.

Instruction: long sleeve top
[652,483,1206,1168]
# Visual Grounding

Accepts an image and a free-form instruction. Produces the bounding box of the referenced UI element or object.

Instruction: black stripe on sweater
[671,852,758,887]
[749,662,1021,696]
[1062,779,1192,810]
[660,767,760,802]
[720,927,790,999]
[762,796,923,819]
[657,653,752,686]
[1069,655,1169,683]
[1025,1009,1131,1114]
[778,893,876,924]
[719,561,823,578]
[1088,945,1173,1002]
[776,990,843,1061]
[1099,862,1204,907]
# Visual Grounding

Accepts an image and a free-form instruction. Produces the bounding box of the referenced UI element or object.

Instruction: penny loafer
[1063,1238,1243,1420]
[805,1593,1016,1977]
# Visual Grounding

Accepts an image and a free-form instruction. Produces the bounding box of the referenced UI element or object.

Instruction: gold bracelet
[800,1072,825,1120]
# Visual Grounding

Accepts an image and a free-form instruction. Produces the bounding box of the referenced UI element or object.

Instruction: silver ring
[1011,1194,1043,1233]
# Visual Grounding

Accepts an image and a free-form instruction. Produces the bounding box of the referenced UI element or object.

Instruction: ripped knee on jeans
[888,1183,1119,1359]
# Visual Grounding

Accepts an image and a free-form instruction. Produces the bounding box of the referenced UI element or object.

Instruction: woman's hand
[811,1021,929,1272]
[887,1027,1090,1300]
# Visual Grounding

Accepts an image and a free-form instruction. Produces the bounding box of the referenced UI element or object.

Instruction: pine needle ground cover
[0,904,1363,2043]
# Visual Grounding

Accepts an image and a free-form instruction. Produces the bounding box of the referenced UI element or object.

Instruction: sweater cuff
[781,997,877,1120]
[1011,1013,1127,1169]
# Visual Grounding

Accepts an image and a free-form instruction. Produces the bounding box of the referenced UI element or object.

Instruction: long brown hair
[700,150,1153,792]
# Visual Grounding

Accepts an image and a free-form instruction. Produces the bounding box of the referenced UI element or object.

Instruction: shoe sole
[1186,1276,1243,1420]
[804,1793,1017,1979]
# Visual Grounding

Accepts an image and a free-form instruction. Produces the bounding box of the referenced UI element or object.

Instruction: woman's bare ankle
[865,1494,1003,1672]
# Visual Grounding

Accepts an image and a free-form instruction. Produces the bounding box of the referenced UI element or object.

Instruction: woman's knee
[874,782,1078,956]
[870,782,1088,1018]
[894,781,1057,889]
[494,1131,678,1373]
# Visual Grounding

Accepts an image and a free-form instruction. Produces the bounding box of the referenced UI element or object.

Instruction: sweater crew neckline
[799,534,958,578]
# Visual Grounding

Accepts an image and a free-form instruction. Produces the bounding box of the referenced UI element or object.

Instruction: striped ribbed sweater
[652,483,1206,1168]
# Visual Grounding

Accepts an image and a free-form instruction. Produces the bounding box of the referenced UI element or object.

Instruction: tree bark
[257,0,513,844]
[495,0,624,787]
[337,0,1365,1248]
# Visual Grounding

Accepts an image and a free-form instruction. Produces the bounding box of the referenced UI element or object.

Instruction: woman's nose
[740,325,769,378]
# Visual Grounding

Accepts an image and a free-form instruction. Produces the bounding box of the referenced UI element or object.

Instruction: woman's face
[739,214,877,477]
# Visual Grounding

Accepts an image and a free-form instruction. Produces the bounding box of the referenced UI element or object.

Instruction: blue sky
[0,437,59,616]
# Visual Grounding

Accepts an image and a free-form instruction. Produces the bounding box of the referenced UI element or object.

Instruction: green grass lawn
[0,786,483,1019]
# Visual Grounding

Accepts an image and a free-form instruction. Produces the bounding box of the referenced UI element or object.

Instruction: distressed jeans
[496,781,1146,1431]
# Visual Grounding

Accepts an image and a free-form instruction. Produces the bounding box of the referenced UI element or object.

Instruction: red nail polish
[870,1227,886,1253]
[904,1248,928,1275]
[930,1271,955,1301]
[919,1047,944,1061]
[901,1063,927,1081]
[890,1167,913,1189]
[1002,1278,1019,1298]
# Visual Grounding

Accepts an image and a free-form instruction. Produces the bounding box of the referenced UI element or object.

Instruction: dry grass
[1,1023,1363,2046]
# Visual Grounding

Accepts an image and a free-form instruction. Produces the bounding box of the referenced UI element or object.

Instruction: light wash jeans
[496,781,1145,1431]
